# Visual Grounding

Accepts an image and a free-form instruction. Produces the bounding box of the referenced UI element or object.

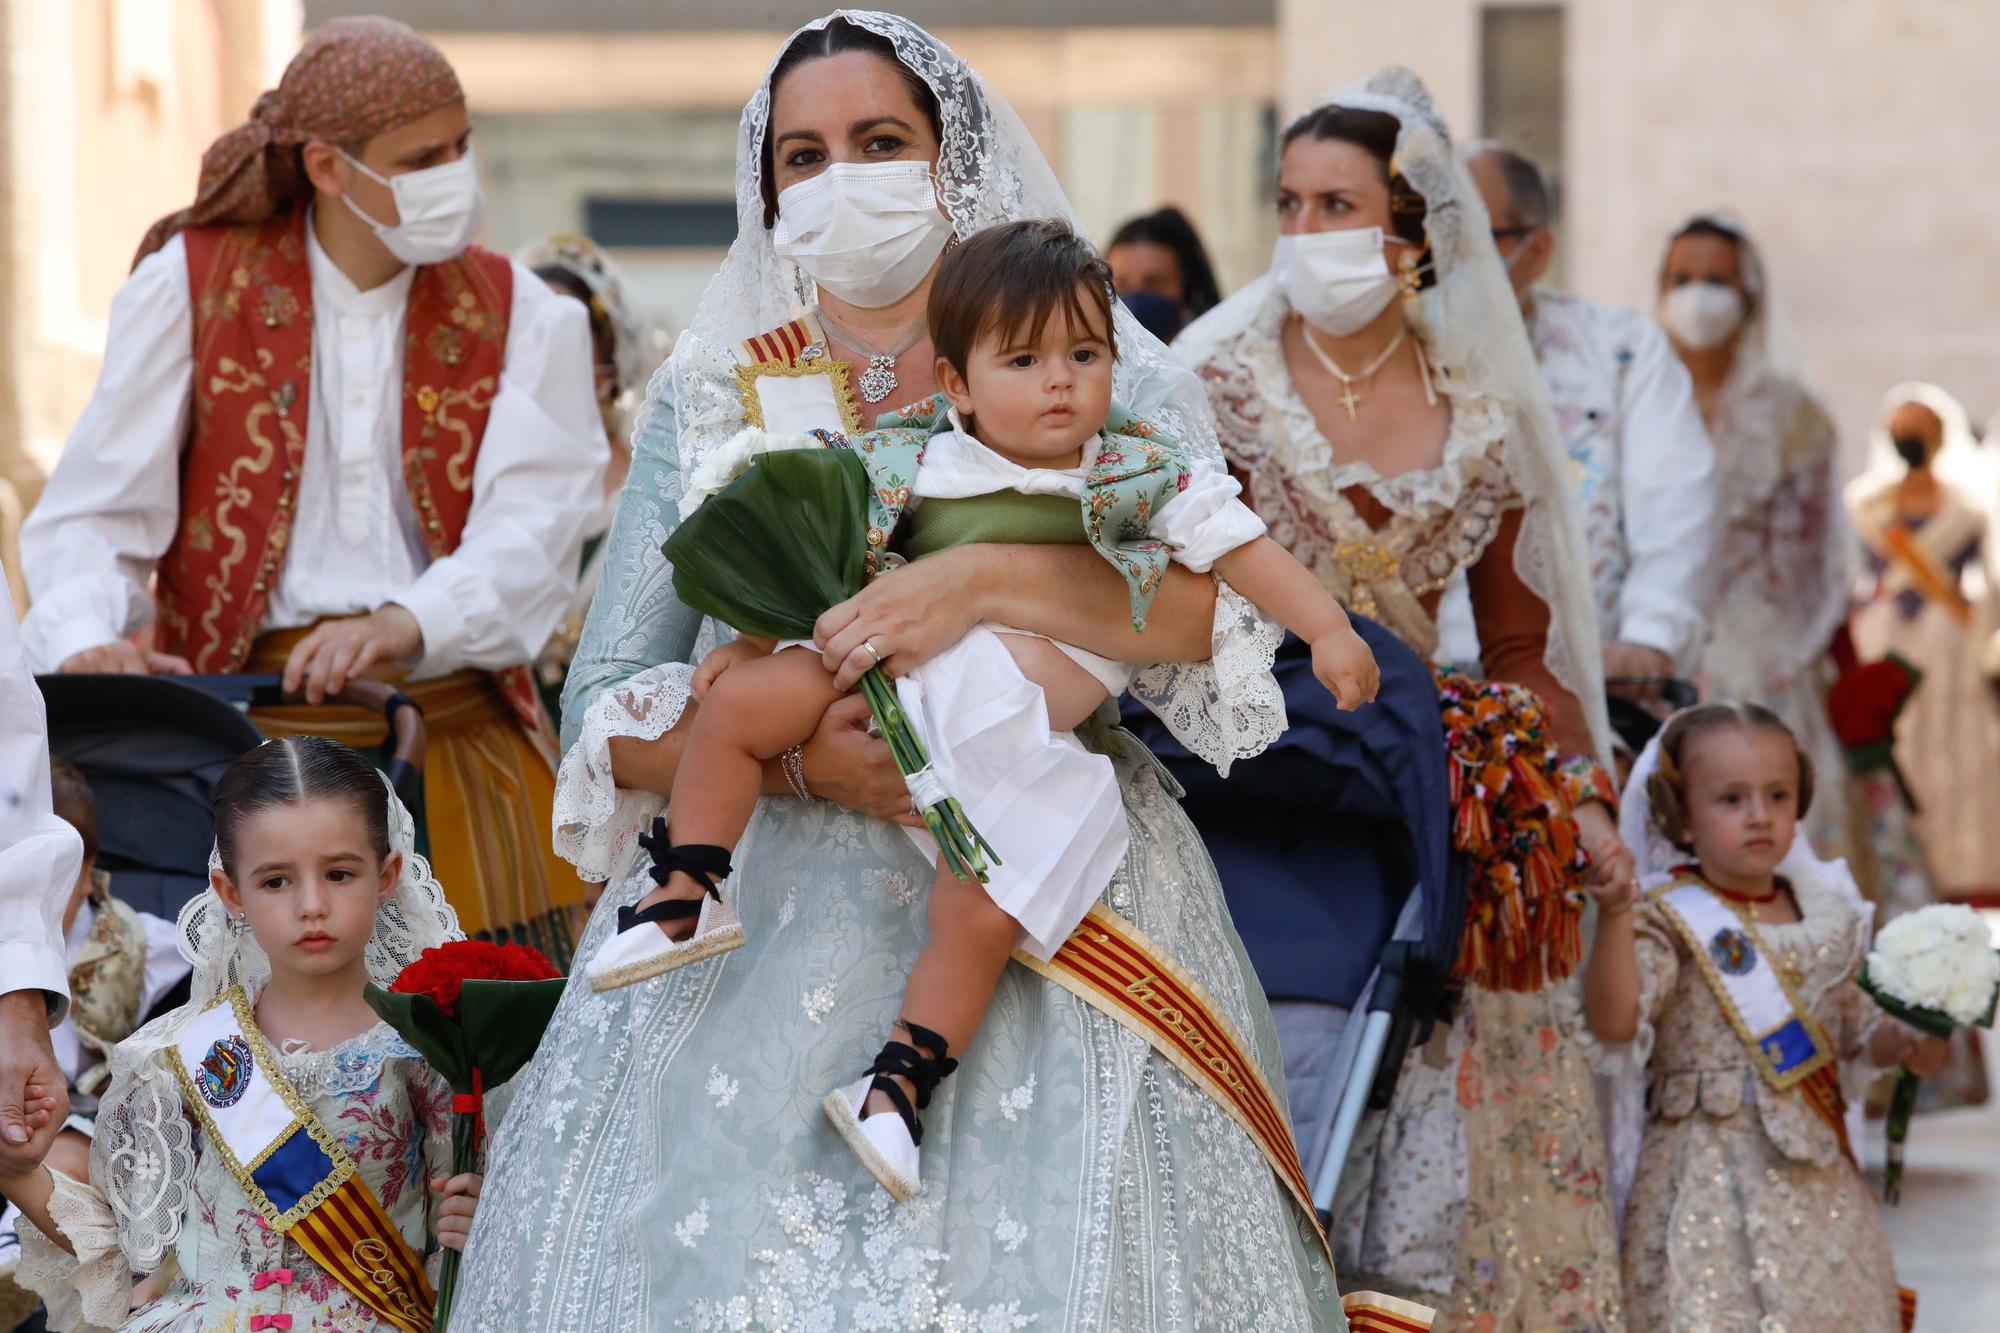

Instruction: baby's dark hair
[49,754,98,864]
[213,736,390,878]
[928,219,1118,380]
[1646,702,1814,849]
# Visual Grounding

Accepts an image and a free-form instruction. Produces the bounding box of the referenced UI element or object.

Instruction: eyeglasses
[1605,677,1700,710]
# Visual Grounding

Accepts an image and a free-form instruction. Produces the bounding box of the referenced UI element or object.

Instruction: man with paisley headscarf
[17,16,607,964]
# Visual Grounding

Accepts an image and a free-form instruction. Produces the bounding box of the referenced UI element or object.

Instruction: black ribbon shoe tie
[619,822,733,934]
[860,1021,959,1146]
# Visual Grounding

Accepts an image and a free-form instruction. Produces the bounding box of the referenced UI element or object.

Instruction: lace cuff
[1127,580,1286,777]
[553,662,695,882]
[15,1168,133,1333]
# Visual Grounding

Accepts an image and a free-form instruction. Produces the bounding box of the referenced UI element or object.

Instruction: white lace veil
[1851,381,1996,520]
[88,775,460,1273]
[1659,211,1818,521]
[614,10,1281,771]
[642,9,1222,478]
[1176,67,1611,760]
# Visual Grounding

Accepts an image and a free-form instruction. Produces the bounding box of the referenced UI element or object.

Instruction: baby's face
[949,288,1114,467]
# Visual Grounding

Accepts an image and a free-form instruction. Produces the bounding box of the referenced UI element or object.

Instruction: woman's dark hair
[1647,702,1814,849]
[759,19,944,230]
[928,219,1117,379]
[1107,207,1222,317]
[213,736,391,878]
[534,266,616,369]
[1659,216,1753,311]
[1279,105,1435,290]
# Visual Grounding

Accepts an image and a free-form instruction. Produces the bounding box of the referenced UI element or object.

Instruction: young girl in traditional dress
[0,737,481,1332]
[1579,703,1945,1331]
[585,219,1380,1200]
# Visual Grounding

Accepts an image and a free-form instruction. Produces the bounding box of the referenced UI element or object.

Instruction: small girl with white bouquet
[1578,702,1947,1331]
[1,737,481,1332]
[585,218,1380,1200]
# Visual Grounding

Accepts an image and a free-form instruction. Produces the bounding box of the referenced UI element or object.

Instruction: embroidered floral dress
[1191,285,1623,1331]
[17,1021,453,1333]
[1580,874,1899,1331]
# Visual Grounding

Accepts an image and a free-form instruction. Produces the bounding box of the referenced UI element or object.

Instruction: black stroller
[36,673,427,926]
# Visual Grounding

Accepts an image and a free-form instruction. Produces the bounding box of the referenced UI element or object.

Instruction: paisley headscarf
[133,15,463,266]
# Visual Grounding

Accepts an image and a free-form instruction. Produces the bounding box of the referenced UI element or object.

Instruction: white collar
[304,206,416,317]
[941,406,1095,480]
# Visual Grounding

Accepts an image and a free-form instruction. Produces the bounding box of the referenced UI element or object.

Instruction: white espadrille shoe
[822,1022,958,1202]
[823,1075,922,1202]
[586,827,744,992]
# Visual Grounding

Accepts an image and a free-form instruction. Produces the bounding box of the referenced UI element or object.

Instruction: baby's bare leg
[867,859,1023,1118]
[866,634,1107,1115]
[993,633,1109,732]
[642,647,843,936]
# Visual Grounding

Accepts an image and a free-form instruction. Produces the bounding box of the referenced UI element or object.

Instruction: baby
[586,219,1379,1200]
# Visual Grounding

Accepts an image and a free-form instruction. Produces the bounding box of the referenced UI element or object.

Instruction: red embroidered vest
[156,211,511,671]
[154,213,555,755]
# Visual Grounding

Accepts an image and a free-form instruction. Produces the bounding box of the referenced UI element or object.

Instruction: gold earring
[1399,251,1423,310]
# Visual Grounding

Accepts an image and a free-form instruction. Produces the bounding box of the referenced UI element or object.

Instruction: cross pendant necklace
[816,308,927,404]
[1302,323,1408,423]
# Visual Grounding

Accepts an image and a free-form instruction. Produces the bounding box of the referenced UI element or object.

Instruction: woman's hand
[1574,800,1638,902]
[816,549,987,690]
[798,694,922,825]
[433,1171,482,1252]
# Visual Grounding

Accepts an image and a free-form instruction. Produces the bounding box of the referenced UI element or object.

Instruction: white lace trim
[1227,283,1512,519]
[15,1168,132,1333]
[1129,582,1286,776]
[553,661,692,882]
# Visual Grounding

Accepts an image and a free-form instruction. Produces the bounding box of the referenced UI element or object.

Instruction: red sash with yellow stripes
[1018,906,1325,1260]
[170,988,435,1332]
[1020,909,1436,1327]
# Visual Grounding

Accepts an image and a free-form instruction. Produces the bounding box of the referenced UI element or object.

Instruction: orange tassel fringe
[1434,667,1593,993]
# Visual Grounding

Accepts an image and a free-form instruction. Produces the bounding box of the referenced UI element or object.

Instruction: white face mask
[1271,226,1405,336]
[337,147,486,267]
[771,161,954,309]
[1658,280,1746,352]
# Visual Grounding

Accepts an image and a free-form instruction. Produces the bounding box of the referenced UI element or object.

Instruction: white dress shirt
[0,590,83,1020]
[1529,289,1719,667]
[20,218,608,677]
[1435,291,1718,673]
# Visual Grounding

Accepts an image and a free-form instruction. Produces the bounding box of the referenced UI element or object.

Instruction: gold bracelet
[780,744,816,803]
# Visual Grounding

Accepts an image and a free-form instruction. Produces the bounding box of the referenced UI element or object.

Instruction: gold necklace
[1301,323,1407,422]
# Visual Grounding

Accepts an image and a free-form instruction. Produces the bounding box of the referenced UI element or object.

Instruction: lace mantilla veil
[1176,67,1613,762]
[603,9,1281,786]
[87,776,461,1274]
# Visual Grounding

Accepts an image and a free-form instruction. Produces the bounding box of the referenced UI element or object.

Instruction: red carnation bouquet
[1827,653,1922,781]
[365,941,566,1331]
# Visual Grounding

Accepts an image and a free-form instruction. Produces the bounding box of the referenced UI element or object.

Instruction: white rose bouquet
[1860,903,2000,1202]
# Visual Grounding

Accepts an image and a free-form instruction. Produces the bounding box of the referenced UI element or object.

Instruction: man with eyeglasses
[1454,142,1721,751]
